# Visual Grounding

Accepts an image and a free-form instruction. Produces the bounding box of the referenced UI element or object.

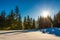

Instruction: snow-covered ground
[0,30,60,40]
[41,28,60,36]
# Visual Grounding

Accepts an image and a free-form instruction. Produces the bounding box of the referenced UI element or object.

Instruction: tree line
[0,6,60,30]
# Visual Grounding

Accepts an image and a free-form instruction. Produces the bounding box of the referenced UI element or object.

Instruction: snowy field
[0,29,60,40]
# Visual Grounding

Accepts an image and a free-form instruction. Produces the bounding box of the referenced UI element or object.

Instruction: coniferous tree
[47,16,53,28]
[54,15,57,27]
[30,18,33,29]
[38,16,44,29]
[37,16,42,29]
[54,11,60,27]
[0,10,6,29]
[32,19,35,29]
[10,10,15,29]
[15,6,19,25]
[17,14,22,30]
[15,6,22,30]
[24,16,27,29]
[6,10,15,30]
[27,16,31,29]
[6,14,11,29]
[38,16,40,29]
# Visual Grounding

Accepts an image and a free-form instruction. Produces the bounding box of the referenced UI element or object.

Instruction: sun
[42,10,50,18]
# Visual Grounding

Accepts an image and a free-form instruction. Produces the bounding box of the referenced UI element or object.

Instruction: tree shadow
[41,28,60,37]
[0,29,38,35]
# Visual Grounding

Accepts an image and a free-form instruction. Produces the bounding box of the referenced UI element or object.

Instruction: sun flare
[42,10,50,18]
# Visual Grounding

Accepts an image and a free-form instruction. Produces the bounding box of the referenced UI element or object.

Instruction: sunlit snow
[0,30,60,40]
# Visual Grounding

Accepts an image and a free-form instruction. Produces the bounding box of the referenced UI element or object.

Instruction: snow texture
[0,29,60,40]
[41,28,60,36]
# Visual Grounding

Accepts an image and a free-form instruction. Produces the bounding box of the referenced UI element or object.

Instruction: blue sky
[0,0,60,20]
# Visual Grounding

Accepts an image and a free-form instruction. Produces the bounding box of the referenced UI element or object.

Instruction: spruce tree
[9,10,15,29]
[32,19,35,29]
[30,18,33,29]
[54,11,60,27]
[17,14,22,30]
[0,10,6,29]
[24,16,27,29]
[38,16,41,29]
[27,16,31,29]
[15,6,22,30]
[47,16,53,28]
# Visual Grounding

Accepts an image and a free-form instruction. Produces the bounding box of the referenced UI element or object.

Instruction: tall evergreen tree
[27,16,31,29]
[37,16,42,29]
[15,6,19,21]
[24,16,27,29]
[54,11,60,27]
[30,17,32,29]
[15,6,22,30]
[38,16,44,29]
[38,16,40,29]
[47,16,53,28]
[10,10,15,29]
[6,10,15,30]
[0,10,6,29]
[32,19,36,29]
[17,14,22,30]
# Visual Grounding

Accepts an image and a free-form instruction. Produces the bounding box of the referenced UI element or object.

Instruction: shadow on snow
[40,28,60,37]
[0,28,60,37]
[0,29,38,34]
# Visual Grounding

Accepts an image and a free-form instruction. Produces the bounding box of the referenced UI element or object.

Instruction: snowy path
[0,31,60,40]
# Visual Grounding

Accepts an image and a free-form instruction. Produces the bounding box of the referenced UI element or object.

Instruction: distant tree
[32,19,36,29]
[23,16,27,29]
[15,6,22,30]
[17,14,22,30]
[47,16,53,28]
[0,10,6,29]
[9,10,15,29]
[6,15,11,29]
[26,16,31,29]
[15,6,19,16]
[15,6,19,21]
[30,18,33,29]
[54,15,57,27]
[6,10,15,30]
[38,16,40,29]
[38,16,43,29]
[54,11,60,27]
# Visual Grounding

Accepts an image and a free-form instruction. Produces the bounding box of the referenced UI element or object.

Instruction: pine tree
[47,16,53,28]
[10,10,15,29]
[15,6,22,30]
[5,10,15,30]
[0,10,6,29]
[32,19,35,29]
[6,14,11,29]
[27,16,31,29]
[30,18,33,29]
[54,11,60,27]
[15,6,19,21]
[38,16,44,29]
[17,14,22,30]
[38,16,40,29]
[24,16,27,29]
[37,16,42,29]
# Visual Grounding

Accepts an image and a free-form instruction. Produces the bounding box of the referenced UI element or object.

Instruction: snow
[41,28,60,36]
[0,30,60,40]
